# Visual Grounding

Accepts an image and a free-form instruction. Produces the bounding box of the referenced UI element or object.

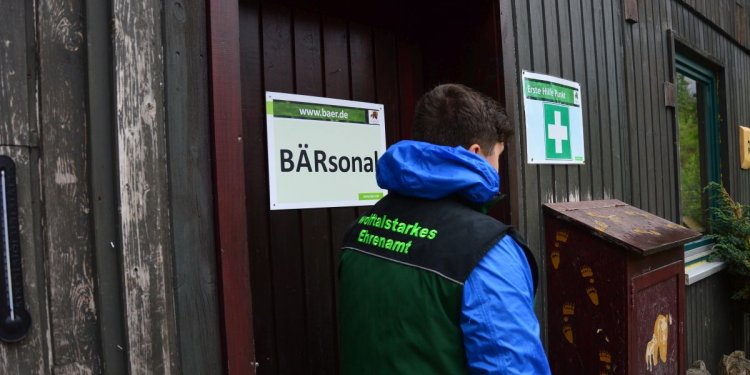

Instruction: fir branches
[705,182,750,299]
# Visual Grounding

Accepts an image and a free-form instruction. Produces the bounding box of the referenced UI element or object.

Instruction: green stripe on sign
[358,192,383,200]
[524,79,579,107]
[266,100,273,115]
[272,100,368,123]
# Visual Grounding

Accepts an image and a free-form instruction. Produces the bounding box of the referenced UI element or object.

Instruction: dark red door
[228,1,508,373]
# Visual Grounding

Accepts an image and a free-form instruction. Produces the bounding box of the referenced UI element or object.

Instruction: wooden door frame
[204,2,513,373]
[206,0,255,373]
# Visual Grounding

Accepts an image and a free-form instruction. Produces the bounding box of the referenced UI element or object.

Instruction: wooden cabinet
[544,200,701,375]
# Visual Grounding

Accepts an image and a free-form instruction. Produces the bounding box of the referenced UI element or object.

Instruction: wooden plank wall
[501,0,750,359]
[238,1,420,373]
[686,272,736,372]
[235,3,510,374]
[38,0,101,372]
[0,0,49,373]
[679,0,750,50]
[670,0,750,207]
[671,1,750,367]
[164,0,224,373]
[0,0,221,373]
[501,0,630,341]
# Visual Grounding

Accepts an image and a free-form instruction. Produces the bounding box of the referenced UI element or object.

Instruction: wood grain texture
[582,0,604,202]
[671,0,750,208]
[557,0,577,204]
[543,0,567,204]
[526,0,546,258]
[593,0,614,202]
[0,0,33,146]
[349,21,377,219]
[656,0,672,218]
[112,0,179,372]
[0,147,50,374]
[623,0,641,208]
[84,0,127,372]
[38,0,102,372]
[568,0,589,203]
[165,0,224,373]
[219,1,750,373]
[506,0,523,229]
[237,2,269,373]
[322,20,359,359]
[643,0,660,215]
[604,0,625,201]
[625,0,639,22]
[261,5,309,374]
[686,271,735,374]
[292,10,338,375]
[322,17,359,374]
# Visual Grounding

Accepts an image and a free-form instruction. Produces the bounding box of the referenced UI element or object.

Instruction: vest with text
[339,193,538,375]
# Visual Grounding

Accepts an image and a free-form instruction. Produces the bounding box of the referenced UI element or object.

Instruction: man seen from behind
[339,84,552,374]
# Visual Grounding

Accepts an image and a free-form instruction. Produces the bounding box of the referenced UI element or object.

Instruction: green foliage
[676,74,704,229]
[705,182,750,300]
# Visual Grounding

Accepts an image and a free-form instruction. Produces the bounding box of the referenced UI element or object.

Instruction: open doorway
[233,0,509,373]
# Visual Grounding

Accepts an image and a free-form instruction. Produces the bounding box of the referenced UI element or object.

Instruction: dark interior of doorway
[237,1,511,374]
[309,0,513,222]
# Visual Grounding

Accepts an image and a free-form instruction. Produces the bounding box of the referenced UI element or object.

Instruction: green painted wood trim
[676,52,721,250]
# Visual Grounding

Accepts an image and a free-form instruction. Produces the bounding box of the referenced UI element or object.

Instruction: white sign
[266,92,387,210]
[522,71,585,164]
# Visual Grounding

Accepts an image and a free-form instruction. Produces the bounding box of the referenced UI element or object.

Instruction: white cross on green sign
[522,71,585,164]
[545,104,571,159]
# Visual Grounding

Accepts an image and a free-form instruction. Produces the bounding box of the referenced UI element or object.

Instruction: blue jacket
[377,140,551,375]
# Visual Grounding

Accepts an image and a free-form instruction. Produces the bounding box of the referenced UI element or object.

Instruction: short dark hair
[412,84,513,155]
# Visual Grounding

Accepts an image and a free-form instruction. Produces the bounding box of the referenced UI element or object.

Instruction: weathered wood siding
[0,147,49,373]
[0,0,49,372]
[238,3,419,373]
[501,0,750,361]
[686,271,737,373]
[210,0,254,372]
[39,0,100,372]
[681,0,750,49]
[501,0,630,340]
[0,0,221,373]
[671,0,750,206]
[165,0,224,373]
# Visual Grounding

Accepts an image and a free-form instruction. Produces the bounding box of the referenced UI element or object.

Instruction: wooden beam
[165,0,224,373]
[112,0,179,372]
[664,81,676,108]
[207,0,255,373]
[85,0,127,372]
[0,0,32,146]
[38,1,101,372]
[624,0,639,23]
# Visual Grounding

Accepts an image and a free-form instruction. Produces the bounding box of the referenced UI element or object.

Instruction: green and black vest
[339,193,537,375]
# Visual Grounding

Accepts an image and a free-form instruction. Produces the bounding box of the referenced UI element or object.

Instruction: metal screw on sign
[0,156,31,343]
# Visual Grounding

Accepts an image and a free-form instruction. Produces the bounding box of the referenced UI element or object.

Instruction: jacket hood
[376,140,500,204]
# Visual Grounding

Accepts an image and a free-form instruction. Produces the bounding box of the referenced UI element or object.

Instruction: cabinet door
[631,261,685,375]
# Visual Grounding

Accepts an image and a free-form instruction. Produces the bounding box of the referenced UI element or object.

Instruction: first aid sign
[522,71,585,164]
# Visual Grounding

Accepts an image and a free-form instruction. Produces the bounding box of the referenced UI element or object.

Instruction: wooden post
[38,0,101,372]
[112,0,180,372]
[164,0,225,373]
[207,0,256,373]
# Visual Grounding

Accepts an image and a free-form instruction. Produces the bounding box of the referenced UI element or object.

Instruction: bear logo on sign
[368,110,381,125]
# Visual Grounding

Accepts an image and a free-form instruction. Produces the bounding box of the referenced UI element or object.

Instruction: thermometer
[0,156,31,343]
